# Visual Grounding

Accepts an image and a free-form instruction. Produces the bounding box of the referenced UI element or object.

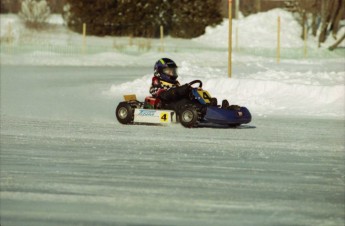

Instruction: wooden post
[7,22,13,54]
[235,0,239,19]
[228,0,233,78]
[257,0,261,13]
[8,22,13,42]
[304,24,308,58]
[129,35,133,46]
[82,23,86,53]
[277,16,280,64]
[236,27,239,51]
[160,25,164,52]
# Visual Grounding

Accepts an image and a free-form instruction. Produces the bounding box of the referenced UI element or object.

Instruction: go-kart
[115,80,252,128]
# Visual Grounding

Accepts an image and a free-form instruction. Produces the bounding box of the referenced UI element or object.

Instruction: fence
[0,22,343,60]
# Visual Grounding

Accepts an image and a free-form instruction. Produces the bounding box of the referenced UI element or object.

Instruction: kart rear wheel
[116,102,134,124]
[179,107,198,128]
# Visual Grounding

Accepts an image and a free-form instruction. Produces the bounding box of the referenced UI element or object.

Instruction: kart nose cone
[204,106,251,125]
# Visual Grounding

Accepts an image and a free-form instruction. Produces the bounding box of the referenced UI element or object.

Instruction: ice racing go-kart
[115,80,252,128]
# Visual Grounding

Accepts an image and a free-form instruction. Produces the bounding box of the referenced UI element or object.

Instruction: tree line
[2,0,344,48]
[63,0,223,39]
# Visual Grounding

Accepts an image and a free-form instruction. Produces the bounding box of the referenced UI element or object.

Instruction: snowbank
[0,14,23,43]
[194,9,302,48]
[194,8,345,49]
[105,65,345,118]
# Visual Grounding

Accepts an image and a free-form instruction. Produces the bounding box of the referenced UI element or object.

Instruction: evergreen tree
[64,0,170,37]
[1,1,9,13]
[64,0,116,35]
[112,0,171,37]
[64,0,222,38]
[171,0,223,38]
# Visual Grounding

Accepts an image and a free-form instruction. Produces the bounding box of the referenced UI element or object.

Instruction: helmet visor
[163,68,178,77]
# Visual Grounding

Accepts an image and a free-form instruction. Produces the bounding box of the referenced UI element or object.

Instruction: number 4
[160,113,169,122]
[161,114,167,121]
[203,92,210,100]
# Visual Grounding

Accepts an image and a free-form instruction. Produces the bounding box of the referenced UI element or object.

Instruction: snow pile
[194,8,345,49]
[194,9,303,48]
[46,14,64,25]
[0,14,64,45]
[0,14,23,43]
[106,64,344,118]
[202,75,344,118]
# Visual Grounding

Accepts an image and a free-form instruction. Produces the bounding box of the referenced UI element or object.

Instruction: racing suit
[149,76,191,111]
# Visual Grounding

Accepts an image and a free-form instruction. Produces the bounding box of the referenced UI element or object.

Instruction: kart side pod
[133,109,177,124]
[116,95,177,125]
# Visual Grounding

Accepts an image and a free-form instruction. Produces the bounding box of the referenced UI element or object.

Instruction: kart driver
[149,58,234,111]
[149,58,191,105]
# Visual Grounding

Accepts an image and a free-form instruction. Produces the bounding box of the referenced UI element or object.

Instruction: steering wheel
[188,80,203,88]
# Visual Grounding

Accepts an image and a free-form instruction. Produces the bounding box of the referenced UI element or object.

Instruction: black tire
[179,106,198,128]
[115,102,134,124]
[221,99,229,109]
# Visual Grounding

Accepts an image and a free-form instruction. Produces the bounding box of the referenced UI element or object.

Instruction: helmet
[154,58,178,83]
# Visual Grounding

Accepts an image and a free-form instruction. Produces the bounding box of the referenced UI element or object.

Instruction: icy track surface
[1,66,344,226]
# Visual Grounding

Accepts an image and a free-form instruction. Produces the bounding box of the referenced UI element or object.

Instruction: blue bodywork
[192,88,252,126]
[204,106,252,125]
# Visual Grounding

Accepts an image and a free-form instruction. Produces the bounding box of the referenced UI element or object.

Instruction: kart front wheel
[116,102,134,124]
[179,107,198,128]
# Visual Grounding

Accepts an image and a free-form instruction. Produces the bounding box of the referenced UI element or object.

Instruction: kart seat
[144,96,162,109]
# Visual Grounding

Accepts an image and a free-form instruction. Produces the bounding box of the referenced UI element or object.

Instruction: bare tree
[285,0,344,49]
[319,0,345,47]
[328,33,345,50]
[19,0,51,29]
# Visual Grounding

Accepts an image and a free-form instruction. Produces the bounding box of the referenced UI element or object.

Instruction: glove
[159,84,191,102]
[176,84,191,97]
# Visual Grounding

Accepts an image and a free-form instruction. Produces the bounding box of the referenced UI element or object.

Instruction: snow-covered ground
[0,9,344,226]
[1,65,344,226]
